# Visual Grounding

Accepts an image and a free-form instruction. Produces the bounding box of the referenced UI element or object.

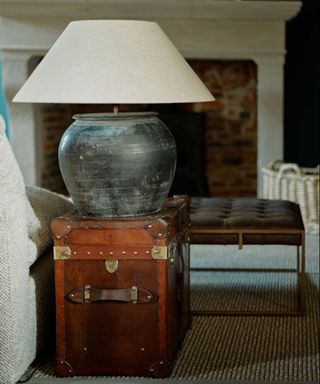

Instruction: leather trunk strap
[67,285,153,304]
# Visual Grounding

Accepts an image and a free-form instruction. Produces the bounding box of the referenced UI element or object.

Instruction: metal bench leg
[298,234,306,316]
[191,243,305,317]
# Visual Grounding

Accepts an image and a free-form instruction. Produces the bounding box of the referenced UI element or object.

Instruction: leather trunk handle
[67,285,153,304]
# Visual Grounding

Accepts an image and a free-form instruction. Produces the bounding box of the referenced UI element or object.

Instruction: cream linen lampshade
[13,20,214,217]
[13,20,213,104]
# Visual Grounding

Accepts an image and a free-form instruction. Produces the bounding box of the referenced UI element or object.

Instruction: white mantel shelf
[0,0,301,20]
[0,0,302,195]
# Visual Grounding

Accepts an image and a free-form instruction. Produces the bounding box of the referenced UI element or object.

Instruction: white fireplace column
[255,55,285,179]
[0,1,301,194]
[1,50,46,185]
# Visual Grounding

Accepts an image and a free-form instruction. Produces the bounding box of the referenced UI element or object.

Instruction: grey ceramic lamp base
[58,112,177,217]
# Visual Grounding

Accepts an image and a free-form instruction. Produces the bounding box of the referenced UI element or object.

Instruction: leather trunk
[51,195,190,378]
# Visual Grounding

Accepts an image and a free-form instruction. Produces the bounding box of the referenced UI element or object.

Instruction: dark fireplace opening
[157,108,208,197]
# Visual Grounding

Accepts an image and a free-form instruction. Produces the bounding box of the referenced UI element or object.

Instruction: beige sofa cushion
[26,186,74,263]
[0,116,36,384]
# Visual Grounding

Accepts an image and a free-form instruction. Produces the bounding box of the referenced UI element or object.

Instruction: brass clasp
[105,259,119,273]
[54,246,71,260]
[151,246,168,259]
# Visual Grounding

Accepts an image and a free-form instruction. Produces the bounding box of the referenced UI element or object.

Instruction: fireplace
[28,58,257,198]
[0,0,301,196]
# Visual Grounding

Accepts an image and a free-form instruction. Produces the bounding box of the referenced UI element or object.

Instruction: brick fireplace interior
[34,58,257,198]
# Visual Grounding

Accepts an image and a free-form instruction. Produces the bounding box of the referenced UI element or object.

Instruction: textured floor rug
[25,236,319,383]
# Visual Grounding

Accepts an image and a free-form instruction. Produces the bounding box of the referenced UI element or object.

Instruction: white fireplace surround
[0,0,301,196]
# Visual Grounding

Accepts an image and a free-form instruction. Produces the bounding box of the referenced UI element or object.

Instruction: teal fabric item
[0,59,10,138]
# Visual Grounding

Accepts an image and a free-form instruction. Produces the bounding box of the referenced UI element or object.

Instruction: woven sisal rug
[24,236,319,383]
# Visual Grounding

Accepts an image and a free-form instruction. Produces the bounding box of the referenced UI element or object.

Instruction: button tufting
[190,197,303,246]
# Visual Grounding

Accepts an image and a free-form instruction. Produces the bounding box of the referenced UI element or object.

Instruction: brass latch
[151,246,168,259]
[105,260,119,273]
[54,246,71,260]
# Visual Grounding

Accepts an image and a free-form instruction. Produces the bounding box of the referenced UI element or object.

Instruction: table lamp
[13,20,214,217]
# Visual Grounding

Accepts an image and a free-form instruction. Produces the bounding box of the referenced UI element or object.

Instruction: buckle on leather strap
[131,286,138,304]
[84,285,91,302]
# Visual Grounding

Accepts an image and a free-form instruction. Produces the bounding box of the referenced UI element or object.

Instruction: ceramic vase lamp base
[58,107,177,217]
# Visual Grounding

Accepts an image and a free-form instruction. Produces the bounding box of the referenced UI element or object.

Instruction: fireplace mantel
[0,1,301,20]
[0,0,301,194]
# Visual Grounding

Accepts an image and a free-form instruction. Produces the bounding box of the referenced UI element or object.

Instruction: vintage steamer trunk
[52,195,190,378]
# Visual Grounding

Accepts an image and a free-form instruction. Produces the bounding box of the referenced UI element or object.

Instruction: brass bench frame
[190,227,305,316]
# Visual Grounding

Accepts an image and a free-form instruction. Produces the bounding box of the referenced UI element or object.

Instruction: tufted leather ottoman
[190,198,305,316]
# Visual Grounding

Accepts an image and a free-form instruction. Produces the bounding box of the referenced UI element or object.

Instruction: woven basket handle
[278,163,302,177]
[268,159,284,171]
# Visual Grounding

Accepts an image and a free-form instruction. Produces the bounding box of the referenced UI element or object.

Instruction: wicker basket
[262,160,319,234]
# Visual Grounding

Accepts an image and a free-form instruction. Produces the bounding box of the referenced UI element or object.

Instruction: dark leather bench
[190,198,305,316]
